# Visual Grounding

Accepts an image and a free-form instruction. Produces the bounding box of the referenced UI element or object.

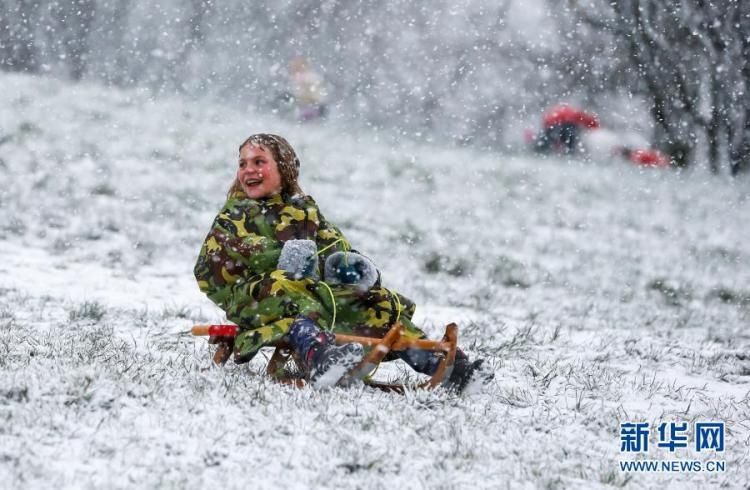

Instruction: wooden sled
[191,322,459,394]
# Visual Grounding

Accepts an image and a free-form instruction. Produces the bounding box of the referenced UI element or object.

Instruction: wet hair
[228,133,303,197]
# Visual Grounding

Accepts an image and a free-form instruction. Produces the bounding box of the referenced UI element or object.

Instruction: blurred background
[2,0,750,174]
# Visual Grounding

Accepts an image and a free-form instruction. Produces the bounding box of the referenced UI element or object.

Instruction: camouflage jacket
[194,192,350,309]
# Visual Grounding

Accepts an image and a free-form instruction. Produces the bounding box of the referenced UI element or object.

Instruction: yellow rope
[364,361,380,382]
[314,238,350,331]
[386,287,402,324]
[318,280,337,331]
[362,289,401,383]
[316,237,350,257]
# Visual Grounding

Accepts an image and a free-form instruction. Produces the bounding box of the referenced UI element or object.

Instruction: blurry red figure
[542,104,600,130]
[615,146,670,167]
[534,104,600,154]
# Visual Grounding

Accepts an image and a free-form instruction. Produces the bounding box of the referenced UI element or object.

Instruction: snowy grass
[1,73,749,488]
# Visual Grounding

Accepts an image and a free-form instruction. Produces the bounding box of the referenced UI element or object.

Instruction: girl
[194,134,486,389]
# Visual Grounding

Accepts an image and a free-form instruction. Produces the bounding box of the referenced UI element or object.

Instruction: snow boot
[309,342,364,388]
[287,316,364,388]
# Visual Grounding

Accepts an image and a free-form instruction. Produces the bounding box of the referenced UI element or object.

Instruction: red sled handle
[191,324,238,337]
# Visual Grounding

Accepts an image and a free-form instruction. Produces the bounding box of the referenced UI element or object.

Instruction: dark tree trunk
[707,72,721,174]
[730,117,750,175]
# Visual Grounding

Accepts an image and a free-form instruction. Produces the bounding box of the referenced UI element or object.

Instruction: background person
[535,104,600,153]
[288,56,327,121]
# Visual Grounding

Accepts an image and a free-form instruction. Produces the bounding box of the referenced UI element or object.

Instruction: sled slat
[334,334,453,353]
[346,322,403,382]
[424,323,458,389]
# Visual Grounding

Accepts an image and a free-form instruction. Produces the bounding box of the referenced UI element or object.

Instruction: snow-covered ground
[1,73,748,489]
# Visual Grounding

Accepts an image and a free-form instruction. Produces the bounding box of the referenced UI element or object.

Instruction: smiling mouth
[244,179,262,187]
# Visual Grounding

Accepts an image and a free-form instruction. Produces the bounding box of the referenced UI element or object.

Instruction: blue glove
[324,251,378,291]
[277,239,319,280]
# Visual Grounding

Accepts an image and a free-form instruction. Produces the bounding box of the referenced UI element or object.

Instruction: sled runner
[191,322,459,394]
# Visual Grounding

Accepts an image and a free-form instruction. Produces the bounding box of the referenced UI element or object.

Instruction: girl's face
[237,143,282,199]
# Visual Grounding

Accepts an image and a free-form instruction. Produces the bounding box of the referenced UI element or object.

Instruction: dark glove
[277,239,319,280]
[324,251,378,291]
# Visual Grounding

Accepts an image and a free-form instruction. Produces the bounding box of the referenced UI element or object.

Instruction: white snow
[0,73,748,489]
